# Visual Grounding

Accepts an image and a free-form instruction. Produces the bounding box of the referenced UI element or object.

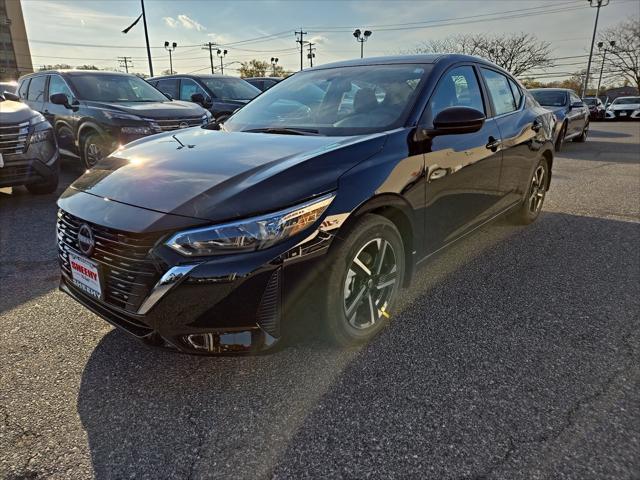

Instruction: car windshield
[224,64,431,136]
[69,74,169,102]
[201,78,260,101]
[530,90,567,107]
[611,97,640,105]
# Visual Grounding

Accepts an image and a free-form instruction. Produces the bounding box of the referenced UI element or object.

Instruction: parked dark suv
[17,70,211,168]
[0,90,59,194]
[148,74,260,122]
[244,77,282,91]
[57,54,555,355]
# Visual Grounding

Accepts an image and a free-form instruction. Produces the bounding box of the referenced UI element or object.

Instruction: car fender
[76,120,109,150]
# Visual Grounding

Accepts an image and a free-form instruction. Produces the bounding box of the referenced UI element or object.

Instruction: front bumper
[605,109,640,120]
[0,139,58,188]
[58,214,332,355]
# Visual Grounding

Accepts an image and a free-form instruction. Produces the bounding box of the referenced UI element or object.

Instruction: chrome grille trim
[152,117,203,132]
[0,121,29,155]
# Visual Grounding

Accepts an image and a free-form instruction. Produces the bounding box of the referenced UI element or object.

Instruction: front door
[421,65,504,255]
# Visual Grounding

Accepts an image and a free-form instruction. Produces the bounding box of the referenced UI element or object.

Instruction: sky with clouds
[18,0,639,80]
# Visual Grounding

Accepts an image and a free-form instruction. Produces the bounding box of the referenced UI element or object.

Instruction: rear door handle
[486,136,501,151]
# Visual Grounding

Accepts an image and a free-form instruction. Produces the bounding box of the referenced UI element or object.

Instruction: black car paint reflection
[57,55,555,354]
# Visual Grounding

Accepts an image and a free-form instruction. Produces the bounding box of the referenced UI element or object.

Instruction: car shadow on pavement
[588,128,634,139]
[559,140,640,162]
[76,212,640,480]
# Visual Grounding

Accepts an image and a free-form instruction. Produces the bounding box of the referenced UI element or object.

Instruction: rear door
[44,74,77,153]
[155,78,179,100]
[480,68,540,207]
[422,64,504,255]
[23,74,47,113]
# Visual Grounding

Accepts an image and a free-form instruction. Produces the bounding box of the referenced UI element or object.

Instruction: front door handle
[486,136,501,151]
[429,168,447,181]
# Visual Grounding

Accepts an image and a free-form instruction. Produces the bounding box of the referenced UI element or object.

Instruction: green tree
[239,59,290,78]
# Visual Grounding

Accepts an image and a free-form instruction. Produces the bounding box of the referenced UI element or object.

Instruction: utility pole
[582,0,610,97]
[164,41,177,74]
[118,56,133,73]
[596,40,616,96]
[295,29,307,71]
[217,49,227,75]
[140,0,153,76]
[307,42,316,68]
[203,42,216,74]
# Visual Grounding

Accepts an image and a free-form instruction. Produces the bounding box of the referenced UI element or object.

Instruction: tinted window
[569,92,581,104]
[48,75,73,100]
[18,78,29,99]
[156,78,179,99]
[612,97,640,105]
[481,68,516,115]
[27,75,46,102]
[224,64,431,136]
[200,77,260,100]
[430,66,485,118]
[69,73,168,102]
[508,78,522,109]
[530,90,567,107]
[180,78,208,101]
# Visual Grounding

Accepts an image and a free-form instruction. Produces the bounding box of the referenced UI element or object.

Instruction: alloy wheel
[343,237,398,330]
[528,165,546,214]
[85,142,104,167]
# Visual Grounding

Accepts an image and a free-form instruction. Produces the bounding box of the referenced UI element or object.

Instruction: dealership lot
[0,122,638,479]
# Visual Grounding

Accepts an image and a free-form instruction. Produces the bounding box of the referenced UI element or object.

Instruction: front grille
[0,164,33,183]
[154,117,203,132]
[0,121,29,155]
[56,209,164,313]
[614,109,636,117]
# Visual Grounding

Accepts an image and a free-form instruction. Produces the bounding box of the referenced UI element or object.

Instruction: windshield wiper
[244,127,320,136]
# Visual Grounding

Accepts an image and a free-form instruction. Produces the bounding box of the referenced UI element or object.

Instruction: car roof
[148,74,235,81]
[21,70,133,77]
[309,53,496,70]
[613,95,640,99]
[529,88,573,93]
[244,77,282,81]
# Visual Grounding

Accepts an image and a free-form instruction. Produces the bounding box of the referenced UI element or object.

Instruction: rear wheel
[323,214,405,347]
[574,120,589,142]
[555,123,566,152]
[511,158,549,225]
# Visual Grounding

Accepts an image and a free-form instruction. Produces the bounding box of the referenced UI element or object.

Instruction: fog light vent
[256,268,281,338]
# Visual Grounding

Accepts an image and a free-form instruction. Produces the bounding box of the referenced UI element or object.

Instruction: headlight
[166,193,335,256]
[102,110,144,121]
[29,128,51,144]
[29,112,46,126]
[202,112,212,124]
[121,126,154,135]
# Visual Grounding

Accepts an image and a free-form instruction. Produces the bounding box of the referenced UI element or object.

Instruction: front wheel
[511,159,549,225]
[323,214,405,347]
[82,131,110,169]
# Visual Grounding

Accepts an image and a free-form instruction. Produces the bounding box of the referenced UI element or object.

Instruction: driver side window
[429,66,485,120]
[180,79,207,101]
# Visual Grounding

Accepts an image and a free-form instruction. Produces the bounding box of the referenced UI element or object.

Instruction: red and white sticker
[69,252,102,299]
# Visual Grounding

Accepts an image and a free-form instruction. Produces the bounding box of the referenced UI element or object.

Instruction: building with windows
[0,0,33,81]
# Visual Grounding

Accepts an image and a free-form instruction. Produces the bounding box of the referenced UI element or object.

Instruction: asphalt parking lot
[1,122,639,480]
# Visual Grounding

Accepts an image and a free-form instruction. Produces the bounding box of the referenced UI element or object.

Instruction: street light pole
[353,29,372,58]
[596,40,616,96]
[164,41,177,74]
[270,57,279,76]
[217,49,227,75]
[582,0,609,97]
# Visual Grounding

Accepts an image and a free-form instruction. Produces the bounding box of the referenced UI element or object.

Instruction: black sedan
[529,88,590,151]
[56,54,555,355]
[148,74,260,122]
[583,96,605,120]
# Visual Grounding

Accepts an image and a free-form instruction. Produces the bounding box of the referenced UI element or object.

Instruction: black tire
[26,162,59,195]
[323,214,405,347]
[555,123,566,152]
[511,158,549,225]
[82,131,110,169]
[574,121,589,142]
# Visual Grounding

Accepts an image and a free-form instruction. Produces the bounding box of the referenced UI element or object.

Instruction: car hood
[608,103,640,110]
[84,100,205,119]
[68,128,387,222]
[0,100,40,124]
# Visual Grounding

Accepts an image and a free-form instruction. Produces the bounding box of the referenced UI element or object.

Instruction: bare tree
[599,19,640,91]
[414,33,553,77]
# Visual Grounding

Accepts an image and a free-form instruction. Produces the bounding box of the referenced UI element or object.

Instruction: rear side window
[508,78,522,109]
[179,79,207,101]
[481,68,517,116]
[18,78,30,99]
[27,75,46,102]
[429,66,485,118]
[156,78,179,99]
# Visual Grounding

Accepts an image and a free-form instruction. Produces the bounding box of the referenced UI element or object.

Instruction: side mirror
[191,93,205,104]
[3,91,20,102]
[571,101,585,109]
[163,91,173,100]
[431,106,486,135]
[50,93,71,108]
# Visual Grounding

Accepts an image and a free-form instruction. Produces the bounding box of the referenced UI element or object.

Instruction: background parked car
[17,70,211,168]
[244,77,282,91]
[0,80,18,94]
[604,96,640,120]
[148,74,260,123]
[0,90,59,194]
[583,96,606,120]
[530,88,590,151]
